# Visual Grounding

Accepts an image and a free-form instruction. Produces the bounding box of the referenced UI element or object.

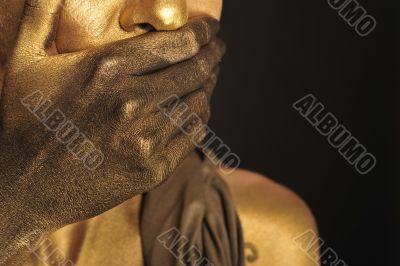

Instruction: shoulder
[219,168,319,266]
[219,168,316,226]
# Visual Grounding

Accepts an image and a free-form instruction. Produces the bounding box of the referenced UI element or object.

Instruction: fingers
[86,38,223,133]
[157,88,211,145]
[17,0,64,56]
[151,127,207,181]
[102,16,220,75]
[151,38,225,102]
[117,38,225,110]
[113,88,210,160]
[144,69,220,177]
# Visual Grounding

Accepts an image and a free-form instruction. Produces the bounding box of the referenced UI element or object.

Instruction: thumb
[16,0,64,57]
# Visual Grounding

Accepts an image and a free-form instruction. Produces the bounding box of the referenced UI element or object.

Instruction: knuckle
[111,127,155,160]
[133,136,155,160]
[96,56,112,70]
[95,56,119,78]
[146,162,168,184]
[118,100,141,120]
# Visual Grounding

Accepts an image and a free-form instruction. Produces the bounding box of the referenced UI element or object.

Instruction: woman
[0,1,318,265]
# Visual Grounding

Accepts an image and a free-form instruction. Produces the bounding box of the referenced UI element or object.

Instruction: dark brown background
[209,0,398,265]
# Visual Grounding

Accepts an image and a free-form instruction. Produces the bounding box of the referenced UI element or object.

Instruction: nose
[120,0,188,31]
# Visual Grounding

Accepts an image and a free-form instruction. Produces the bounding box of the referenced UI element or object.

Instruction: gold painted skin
[0,1,224,265]
[55,0,222,53]
[0,1,318,265]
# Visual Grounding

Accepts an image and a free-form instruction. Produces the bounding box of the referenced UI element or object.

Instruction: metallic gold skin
[0,1,224,265]
[56,0,222,53]
[0,1,318,266]
[120,0,188,31]
[221,169,320,266]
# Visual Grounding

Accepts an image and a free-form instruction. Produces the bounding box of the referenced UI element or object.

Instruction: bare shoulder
[219,168,319,266]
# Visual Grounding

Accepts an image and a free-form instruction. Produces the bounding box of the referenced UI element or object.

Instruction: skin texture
[0,1,223,265]
[55,0,222,53]
[220,169,319,265]
[0,1,318,265]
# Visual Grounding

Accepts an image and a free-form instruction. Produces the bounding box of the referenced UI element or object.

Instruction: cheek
[187,0,223,20]
[56,0,126,53]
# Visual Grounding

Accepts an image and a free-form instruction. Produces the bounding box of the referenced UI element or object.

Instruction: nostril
[119,19,155,33]
[137,23,155,32]
[120,0,188,32]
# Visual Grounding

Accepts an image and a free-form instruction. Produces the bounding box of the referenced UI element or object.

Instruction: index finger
[103,16,220,75]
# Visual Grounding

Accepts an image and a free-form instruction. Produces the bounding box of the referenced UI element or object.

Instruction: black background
[209,0,398,265]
